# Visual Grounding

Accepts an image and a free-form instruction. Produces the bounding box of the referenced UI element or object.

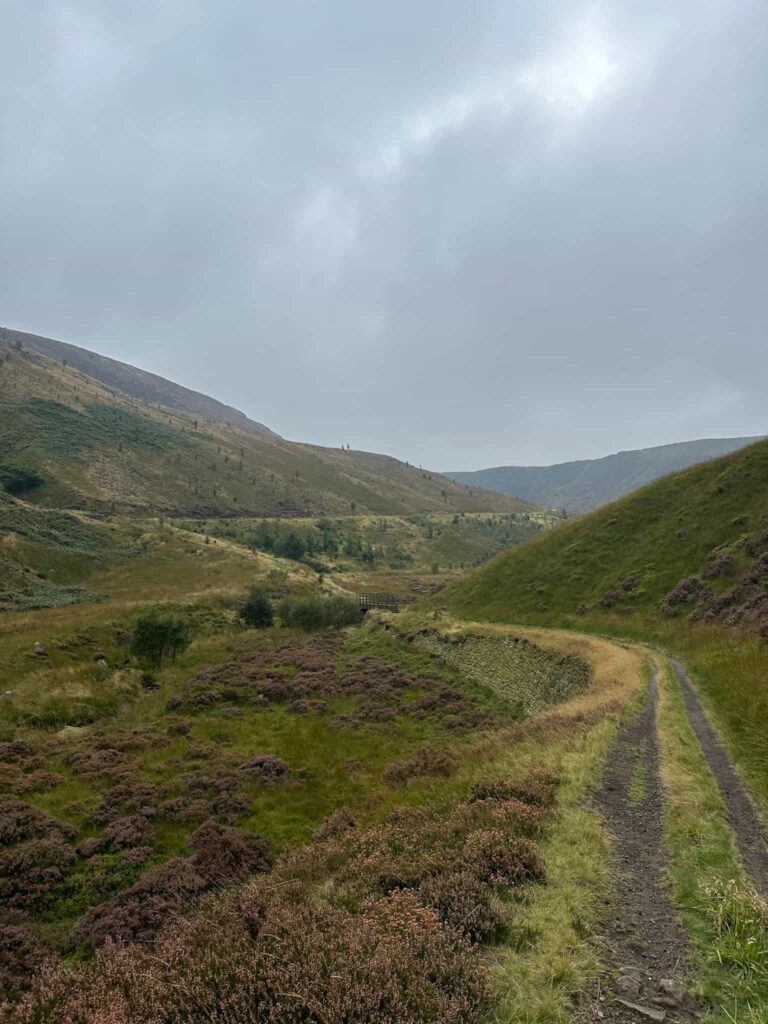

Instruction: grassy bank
[656,659,768,1022]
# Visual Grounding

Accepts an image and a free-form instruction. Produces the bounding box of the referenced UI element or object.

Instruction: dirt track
[585,654,768,1023]
[590,666,696,1024]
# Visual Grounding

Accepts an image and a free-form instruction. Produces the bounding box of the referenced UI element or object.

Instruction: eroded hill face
[442,438,768,635]
[0,338,530,518]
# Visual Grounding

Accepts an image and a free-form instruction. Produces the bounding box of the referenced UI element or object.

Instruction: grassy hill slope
[0,338,528,518]
[5,327,279,439]
[446,437,761,513]
[441,438,768,632]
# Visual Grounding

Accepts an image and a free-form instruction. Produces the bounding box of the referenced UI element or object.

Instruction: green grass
[441,438,768,623]
[657,661,768,1022]
[439,437,768,827]
[178,509,555,577]
[2,340,532,518]
[486,721,617,1023]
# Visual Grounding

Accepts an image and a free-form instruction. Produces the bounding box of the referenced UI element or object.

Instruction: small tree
[132,608,190,667]
[239,587,274,628]
[324,595,363,629]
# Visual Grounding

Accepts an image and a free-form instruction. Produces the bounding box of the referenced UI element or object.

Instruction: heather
[5,764,555,1024]
[1,620,547,1002]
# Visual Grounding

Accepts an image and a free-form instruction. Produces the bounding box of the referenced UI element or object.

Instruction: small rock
[656,978,689,1008]
[615,974,642,998]
[615,999,666,1022]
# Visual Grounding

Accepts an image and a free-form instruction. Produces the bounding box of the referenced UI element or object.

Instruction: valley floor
[3,578,768,1023]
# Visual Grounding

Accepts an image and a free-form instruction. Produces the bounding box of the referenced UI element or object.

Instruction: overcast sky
[1,2,766,469]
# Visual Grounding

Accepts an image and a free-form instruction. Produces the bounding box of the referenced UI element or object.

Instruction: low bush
[419,870,504,942]
[383,745,457,785]
[72,857,209,948]
[18,887,487,1024]
[0,920,49,1002]
[238,754,290,784]
[469,770,557,808]
[239,587,274,628]
[188,821,272,883]
[463,830,546,885]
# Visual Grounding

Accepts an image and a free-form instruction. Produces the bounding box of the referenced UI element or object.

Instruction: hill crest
[445,436,762,513]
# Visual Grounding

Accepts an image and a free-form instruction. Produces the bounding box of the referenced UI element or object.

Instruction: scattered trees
[276,594,362,631]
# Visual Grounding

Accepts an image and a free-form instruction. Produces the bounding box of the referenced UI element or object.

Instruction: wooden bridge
[356,592,400,612]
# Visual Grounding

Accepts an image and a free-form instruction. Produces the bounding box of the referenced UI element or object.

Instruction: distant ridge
[445,437,762,513]
[4,327,279,440]
[440,436,768,635]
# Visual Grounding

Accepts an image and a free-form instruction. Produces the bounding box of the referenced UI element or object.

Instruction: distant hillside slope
[441,438,768,634]
[0,336,529,518]
[446,437,761,513]
[5,327,279,440]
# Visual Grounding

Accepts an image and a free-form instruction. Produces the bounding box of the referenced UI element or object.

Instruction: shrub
[239,587,274,628]
[77,816,152,858]
[132,608,190,667]
[72,857,208,948]
[383,745,456,785]
[324,594,363,628]
[0,835,77,909]
[25,887,488,1024]
[238,754,290,785]
[703,552,736,578]
[188,821,272,883]
[0,919,49,1002]
[419,870,505,942]
[463,830,546,885]
[313,808,357,843]
[470,771,557,808]
[660,576,710,615]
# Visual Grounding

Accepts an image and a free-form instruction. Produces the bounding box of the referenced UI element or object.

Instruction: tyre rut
[668,658,768,898]
[589,665,698,1024]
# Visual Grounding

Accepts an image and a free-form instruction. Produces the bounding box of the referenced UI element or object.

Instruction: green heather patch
[657,661,768,1022]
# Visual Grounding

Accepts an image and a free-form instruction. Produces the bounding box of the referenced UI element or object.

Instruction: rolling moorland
[446,436,761,513]
[1,336,768,1024]
[0,332,528,519]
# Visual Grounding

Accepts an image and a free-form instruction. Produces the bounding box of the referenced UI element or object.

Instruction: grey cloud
[1,1,766,468]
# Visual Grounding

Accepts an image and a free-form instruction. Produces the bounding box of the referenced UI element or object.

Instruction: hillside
[445,437,761,513]
[0,335,529,518]
[441,437,768,633]
[5,327,279,440]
